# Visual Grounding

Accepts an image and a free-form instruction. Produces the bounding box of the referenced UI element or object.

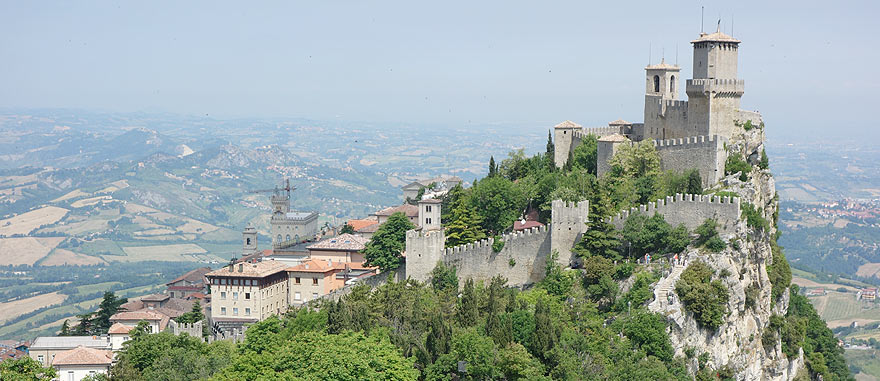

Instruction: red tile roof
[52,346,112,366]
[513,220,544,231]
[347,219,378,231]
[108,323,133,335]
[165,267,211,286]
[374,204,418,217]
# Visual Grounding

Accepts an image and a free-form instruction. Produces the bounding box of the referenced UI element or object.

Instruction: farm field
[845,349,880,381]
[0,206,68,236]
[0,237,66,265]
[0,292,66,324]
[39,249,106,266]
[113,243,223,262]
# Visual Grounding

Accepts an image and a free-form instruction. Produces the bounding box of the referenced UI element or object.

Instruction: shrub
[675,261,729,330]
[742,120,755,131]
[725,154,751,182]
[741,203,770,232]
[758,149,769,170]
[695,218,725,251]
[492,237,505,253]
[745,283,760,311]
[704,236,726,252]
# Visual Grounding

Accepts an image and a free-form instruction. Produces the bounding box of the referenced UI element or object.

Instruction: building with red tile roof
[52,346,112,380]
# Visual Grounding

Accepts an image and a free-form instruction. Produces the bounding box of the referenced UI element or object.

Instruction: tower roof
[645,58,680,71]
[691,31,741,44]
[554,120,582,129]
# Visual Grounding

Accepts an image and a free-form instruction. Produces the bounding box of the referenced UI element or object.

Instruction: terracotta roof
[513,220,545,231]
[347,219,378,231]
[188,292,208,300]
[141,293,170,302]
[373,204,418,217]
[119,300,144,312]
[598,133,630,143]
[206,259,288,278]
[356,223,381,234]
[307,234,369,251]
[288,259,375,274]
[0,346,26,361]
[166,267,211,286]
[554,120,582,129]
[691,31,741,44]
[52,346,112,366]
[608,119,632,126]
[108,323,133,335]
[110,310,167,321]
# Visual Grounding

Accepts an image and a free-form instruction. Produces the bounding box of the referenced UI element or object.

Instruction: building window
[653,75,660,92]
[68,371,74,381]
[426,205,431,212]
[220,292,226,300]
[426,218,432,225]
[233,292,238,300]
[286,234,291,241]
[37,355,43,364]
[246,237,251,246]
[233,308,238,316]
[221,307,227,315]
[295,277,301,284]
[245,308,251,316]
[312,292,318,300]
[312,278,318,285]
[295,292,301,301]
[670,75,675,93]
[245,292,251,300]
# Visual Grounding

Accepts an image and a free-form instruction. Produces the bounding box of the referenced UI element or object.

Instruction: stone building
[109,310,170,334]
[165,267,210,299]
[372,204,419,225]
[269,189,318,250]
[401,175,462,201]
[205,260,289,335]
[553,28,760,188]
[306,233,370,263]
[287,259,376,306]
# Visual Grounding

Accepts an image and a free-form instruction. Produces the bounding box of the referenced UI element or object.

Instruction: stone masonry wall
[607,193,741,235]
[654,134,726,188]
[442,225,551,287]
[551,200,589,267]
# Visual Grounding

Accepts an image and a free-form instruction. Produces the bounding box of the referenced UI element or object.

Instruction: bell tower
[643,59,681,140]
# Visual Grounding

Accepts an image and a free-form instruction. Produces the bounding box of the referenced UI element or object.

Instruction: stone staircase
[649,262,685,313]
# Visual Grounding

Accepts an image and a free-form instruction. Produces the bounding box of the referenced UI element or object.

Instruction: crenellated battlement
[606,193,741,235]
[573,126,620,140]
[444,225,549,255]
[653,134,725,150]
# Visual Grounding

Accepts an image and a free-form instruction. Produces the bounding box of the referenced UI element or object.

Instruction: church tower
[643,59,682,140]
[686,26,745,139]
[242,226,258,255]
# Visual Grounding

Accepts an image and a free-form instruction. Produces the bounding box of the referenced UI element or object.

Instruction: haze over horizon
[2,1,878,142]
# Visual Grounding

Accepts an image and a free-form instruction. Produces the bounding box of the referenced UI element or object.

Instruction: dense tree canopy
[364,212,416,271]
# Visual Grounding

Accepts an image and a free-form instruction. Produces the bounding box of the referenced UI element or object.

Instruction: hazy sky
[2,1,878,141]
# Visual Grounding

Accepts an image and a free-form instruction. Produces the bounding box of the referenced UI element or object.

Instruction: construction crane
[249,178,295,198]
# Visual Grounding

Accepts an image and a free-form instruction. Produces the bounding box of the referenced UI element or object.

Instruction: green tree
[469,176,527,234]
[686,169,703,194]
[444,202,486,247]
[214,331,418,381]
[457,279,480,327]
[340,223,356,234]
[488,156,498,177]
[675,262,729,330]
[363,212,416,271]
[570,134,598,174]
[725,154,751,181]
[694,218,725,252]
[0,357,57,381]
[429,261,458,294]
[545,129,555,171]
[623,312,674,362]
[610,141,660,178]
[176,300,205,324]
[59,319,71,336]
[529,298,558,362]
[93,291,127,333]
[758,149,770,170]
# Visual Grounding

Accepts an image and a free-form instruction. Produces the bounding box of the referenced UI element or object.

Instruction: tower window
[277,234,282,242]
[286,234,291,241]
[670,76,675,94]
[246,238,251,246]
[653,75,660,92]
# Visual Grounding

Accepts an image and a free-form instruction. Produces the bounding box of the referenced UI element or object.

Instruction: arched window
[246,238,251,246]
[669,76,675,94]
[277,234,282,242]
[286,234,291,242]
[653,75,660,92]
[294,235,299,242]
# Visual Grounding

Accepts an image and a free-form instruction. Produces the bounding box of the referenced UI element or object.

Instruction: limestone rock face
[648,147,803,380]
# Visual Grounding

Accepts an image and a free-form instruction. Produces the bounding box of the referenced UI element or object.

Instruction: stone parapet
[607,193,741,235]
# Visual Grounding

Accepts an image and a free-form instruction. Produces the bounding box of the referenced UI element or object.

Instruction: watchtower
[418,199,442,231]
[553,120,582,168]
[643,59,682,140]
[686,27,745,139]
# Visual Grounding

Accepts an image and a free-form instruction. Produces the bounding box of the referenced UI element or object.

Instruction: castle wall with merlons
[607,193,741,235]
[654,135,726,188]
[551,200,589,267]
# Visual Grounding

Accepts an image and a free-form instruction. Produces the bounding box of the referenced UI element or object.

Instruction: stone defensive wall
[607,193,741,235]
[653,134,726,187]
[572,126,620,140]
[442,225,551,287]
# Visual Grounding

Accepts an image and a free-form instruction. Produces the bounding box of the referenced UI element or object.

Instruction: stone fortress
[403,27,755,286]
[554,26,761,188]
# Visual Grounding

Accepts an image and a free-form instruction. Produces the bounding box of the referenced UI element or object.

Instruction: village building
[29,336,110,367]
[287,259,377,306]
[372,204,419,225]
[306,233,370,263]
[401,175,462,201]
[165,267,211,299]
[205,259,289,335]
[51,346,113,381]
[109,310,170,334]
[108,323,134,352]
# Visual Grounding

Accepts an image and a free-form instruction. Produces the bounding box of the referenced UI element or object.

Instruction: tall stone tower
[553,120,582,168]
[242,226,258,255]
[643,59,683,140]
[417,199,442,231]
[271,192,290,215]
[686,27,744,139]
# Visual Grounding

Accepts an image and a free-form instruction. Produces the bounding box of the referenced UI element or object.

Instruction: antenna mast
[701,6,704,33]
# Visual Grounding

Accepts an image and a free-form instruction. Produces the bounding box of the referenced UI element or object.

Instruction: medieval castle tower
[554,28,760,187]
